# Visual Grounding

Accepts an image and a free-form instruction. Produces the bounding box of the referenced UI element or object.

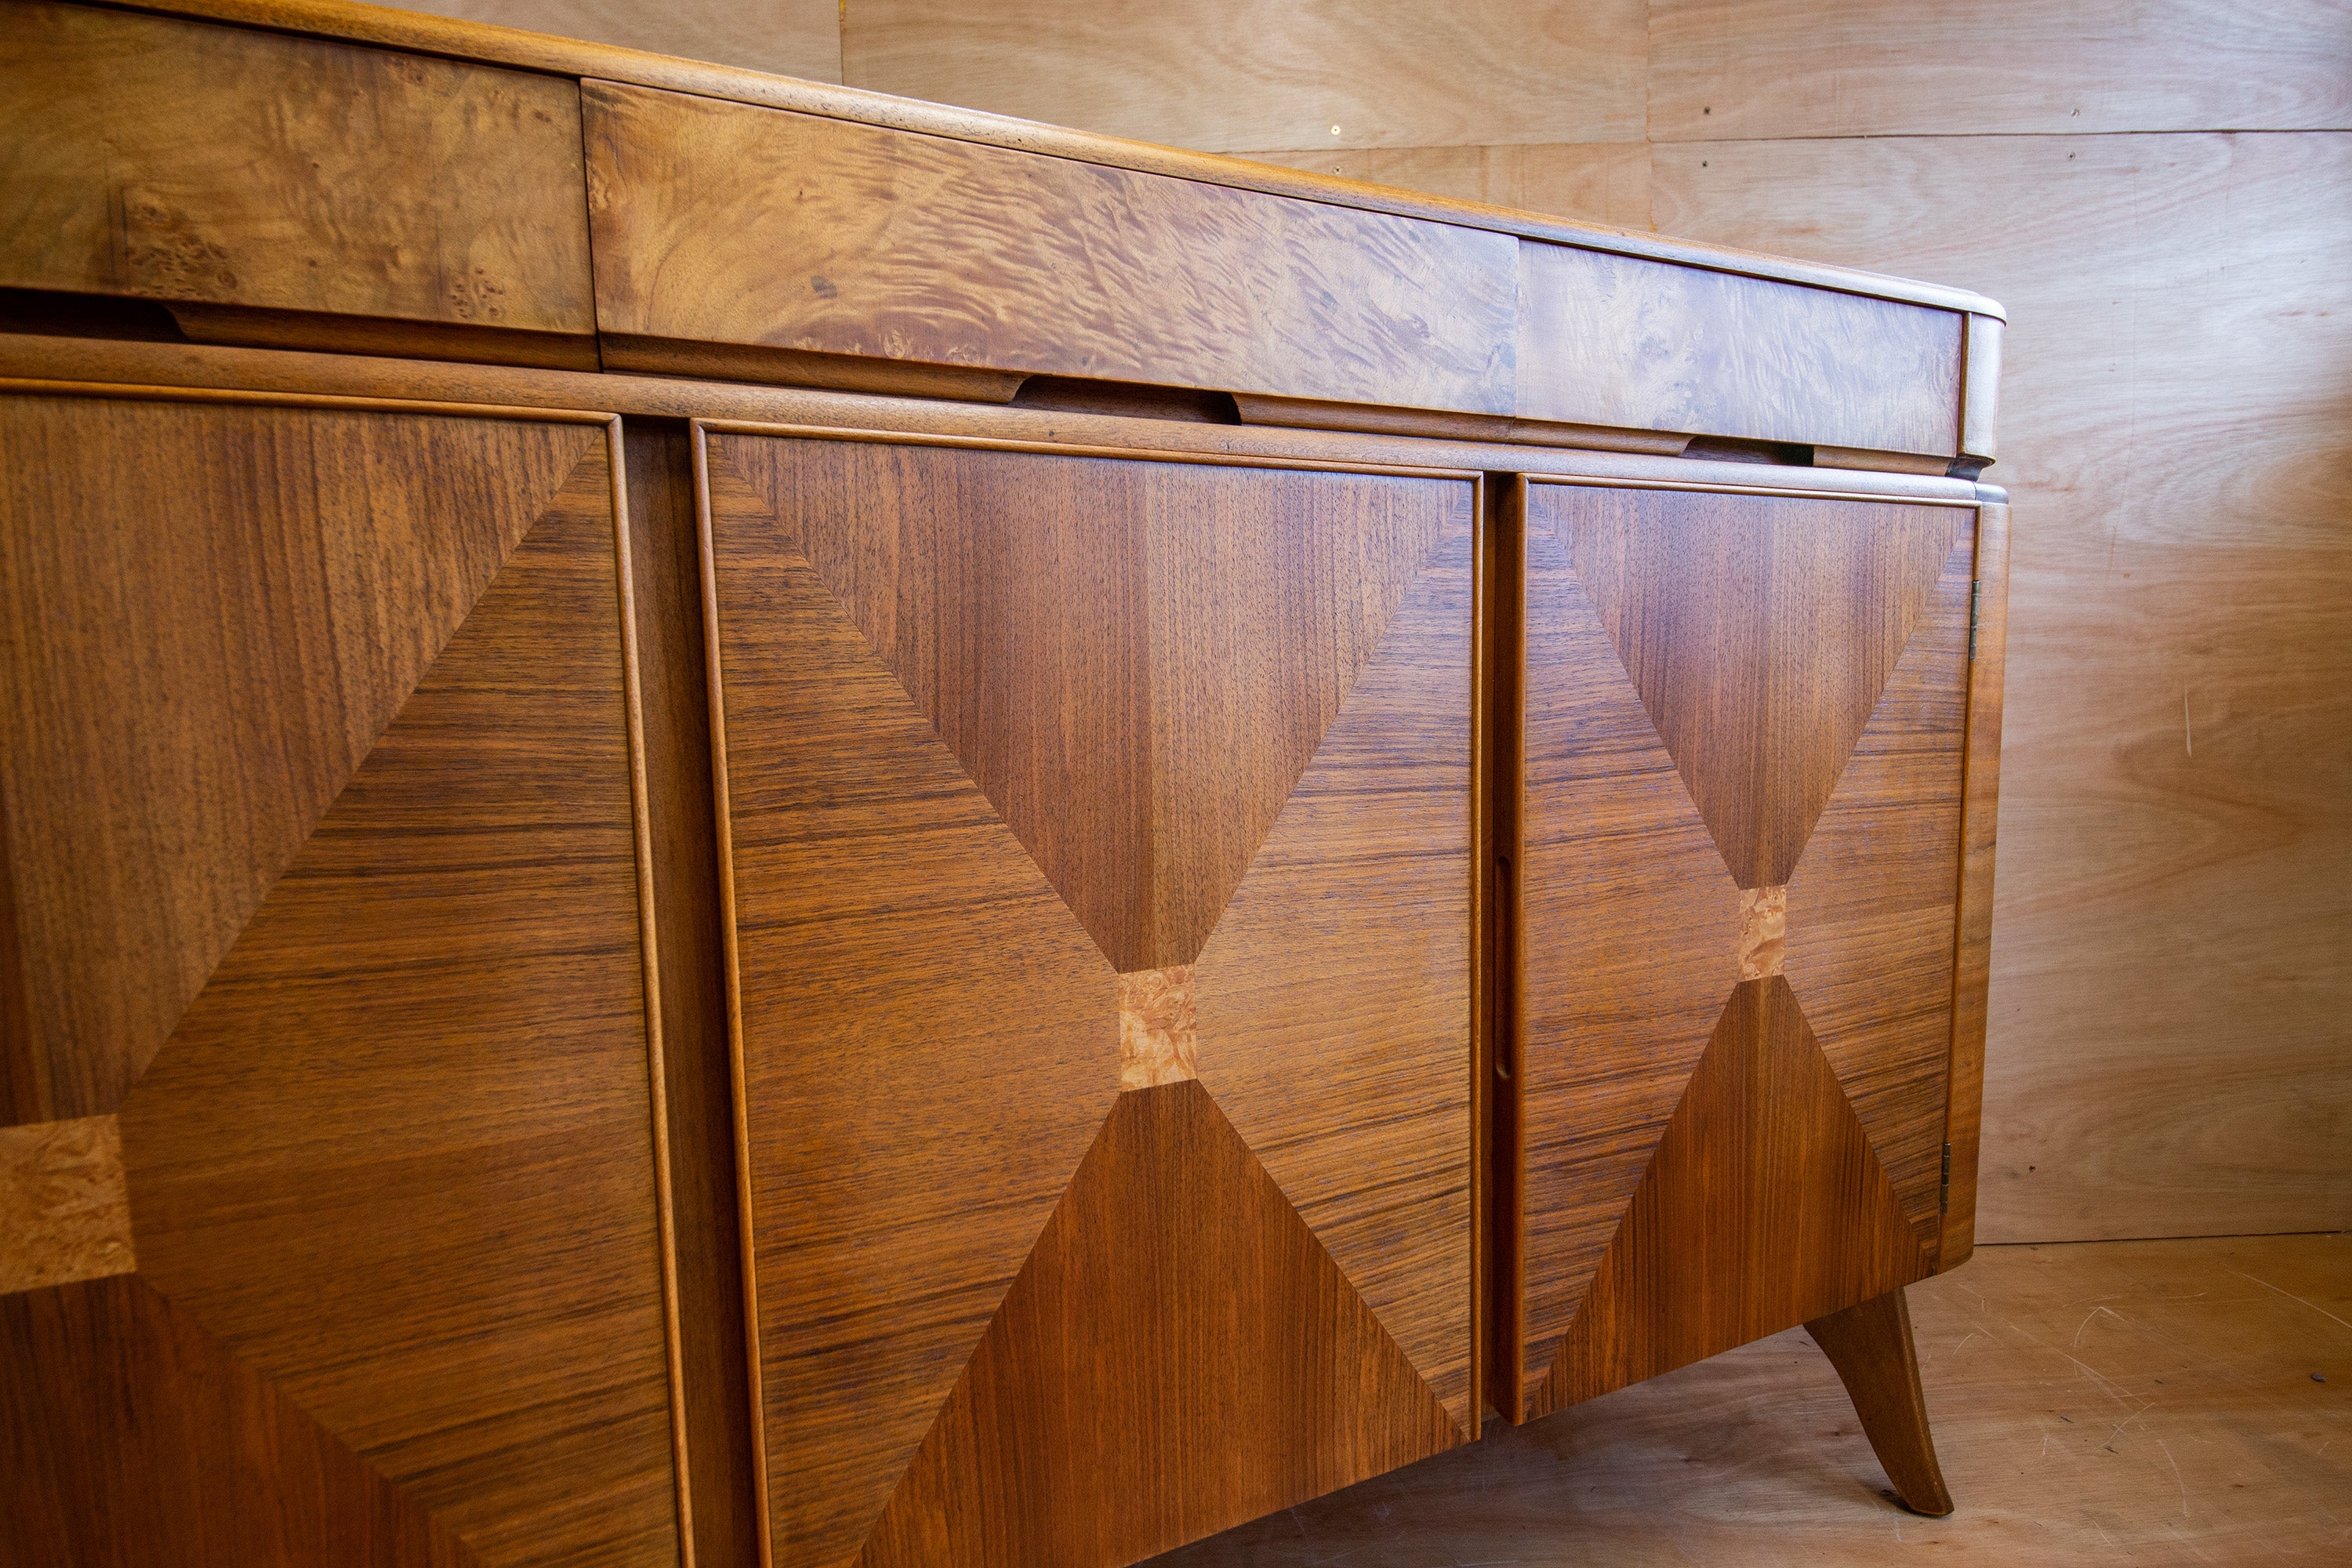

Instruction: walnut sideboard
[0,2,2009,1564]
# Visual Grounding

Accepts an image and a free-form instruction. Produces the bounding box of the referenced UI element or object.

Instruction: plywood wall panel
[1236,145,1653,234]
[1653,131,2352,1240]
[397,0,844,82]
[1650,0,2352,141]
[840,0,1644,154]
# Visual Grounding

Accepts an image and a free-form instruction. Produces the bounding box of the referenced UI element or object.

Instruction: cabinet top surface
[116,0,2003,321]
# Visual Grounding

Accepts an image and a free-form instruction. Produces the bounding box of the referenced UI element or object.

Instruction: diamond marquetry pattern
[1518,482,1973,1420]
[0,393,684,1565]
[705,433,1476,1568]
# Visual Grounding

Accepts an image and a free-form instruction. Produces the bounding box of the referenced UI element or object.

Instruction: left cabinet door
[0,388,688,1566]
[699,425,1481,1568]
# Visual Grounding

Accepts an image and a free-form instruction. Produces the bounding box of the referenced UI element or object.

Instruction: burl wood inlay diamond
[1119,966,1199,1090]
[0,1113,136,1295]
[1737,886,1788,981]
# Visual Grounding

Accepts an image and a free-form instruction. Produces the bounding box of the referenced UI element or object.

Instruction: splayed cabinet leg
[1806,1286,1955,1517]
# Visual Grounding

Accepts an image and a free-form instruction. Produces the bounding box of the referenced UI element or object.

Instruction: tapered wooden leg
[1805,1286,1955,1516]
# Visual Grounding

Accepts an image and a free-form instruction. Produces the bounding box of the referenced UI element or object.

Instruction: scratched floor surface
[1149,1232,2351,1566]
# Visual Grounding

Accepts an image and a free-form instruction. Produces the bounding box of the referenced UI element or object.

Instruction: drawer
[1517,240,1968,459]
[583,81,1519,413]
[0,2,597,366]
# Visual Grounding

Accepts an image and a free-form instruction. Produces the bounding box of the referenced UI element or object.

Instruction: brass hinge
[1968,580,1984,660]
[1939,1142,1954,1214]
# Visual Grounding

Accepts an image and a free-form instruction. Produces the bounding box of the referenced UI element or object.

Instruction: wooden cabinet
[0,4,2010,1565]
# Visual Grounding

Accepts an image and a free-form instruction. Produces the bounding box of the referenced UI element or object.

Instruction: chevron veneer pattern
[0,392,686,1565]
[1512,481,1973,1419]
[704,431,1476,1568]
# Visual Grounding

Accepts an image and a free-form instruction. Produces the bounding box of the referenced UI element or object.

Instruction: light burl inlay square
[0,1112,136,1295]
[1119,965,1198,1090]
[1737,885,1788,980]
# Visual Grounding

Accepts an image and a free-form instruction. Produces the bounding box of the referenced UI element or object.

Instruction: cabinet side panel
[1942,501,2010,1269]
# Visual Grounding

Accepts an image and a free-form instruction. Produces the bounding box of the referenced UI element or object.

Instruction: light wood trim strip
[691,418,1486,482]
[607,419,699,1565]
[1467,471,1492,1444]
[0,337,1991,504]
[1940,502,2010,1271]
[1960,315,2004,464]
[690,419,774,1568]
[1524,474,1982,509]
[105,0,2002,319]
[0,1114,136,1295]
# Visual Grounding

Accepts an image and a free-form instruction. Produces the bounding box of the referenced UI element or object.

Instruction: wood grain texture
[1518,241,1965,457]
[582,82,1519,418]
[1544,977,1933,1411]
[1193,510,1476,1430]
[0,1114,134,1295]
[1784,523,1973,1236]
[625,417,759,1568]
[858,1080,1462,1568]
[705,426,1478,1563]
[1804,1287,1953,1517]
[1653,132,2352,1241]
[711,431,1449,973]
[1,1274,477,1568]
[1943,503,2008,1269]
[1650,0,2352,140]
[114,432,685,1566]
[1235,144,1652,232]
[1509,493,1744,1418]
[702,438,1119,1568]
[397,0,844,82]
[0,2,593,339]
[0,393,593,1123]
[1556,488,1962,890]
[839,0,1642,153]
[1149,1232,2352,1566]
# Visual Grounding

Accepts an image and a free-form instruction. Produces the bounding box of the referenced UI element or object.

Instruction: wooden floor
[1151,1233,2351,1565]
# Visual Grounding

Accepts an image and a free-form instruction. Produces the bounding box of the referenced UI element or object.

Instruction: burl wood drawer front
[1504,479,1979,1422]
[0,390,684,1564]
[0,2,596,355]
[586,81,1518,416]
[1515,243,1967,459]
[699,427,1479,1567]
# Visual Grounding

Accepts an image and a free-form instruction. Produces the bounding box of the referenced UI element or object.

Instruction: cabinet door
[0,388,686,1565]
[1501,478,1981,1422]
[699,426,1479,1567]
